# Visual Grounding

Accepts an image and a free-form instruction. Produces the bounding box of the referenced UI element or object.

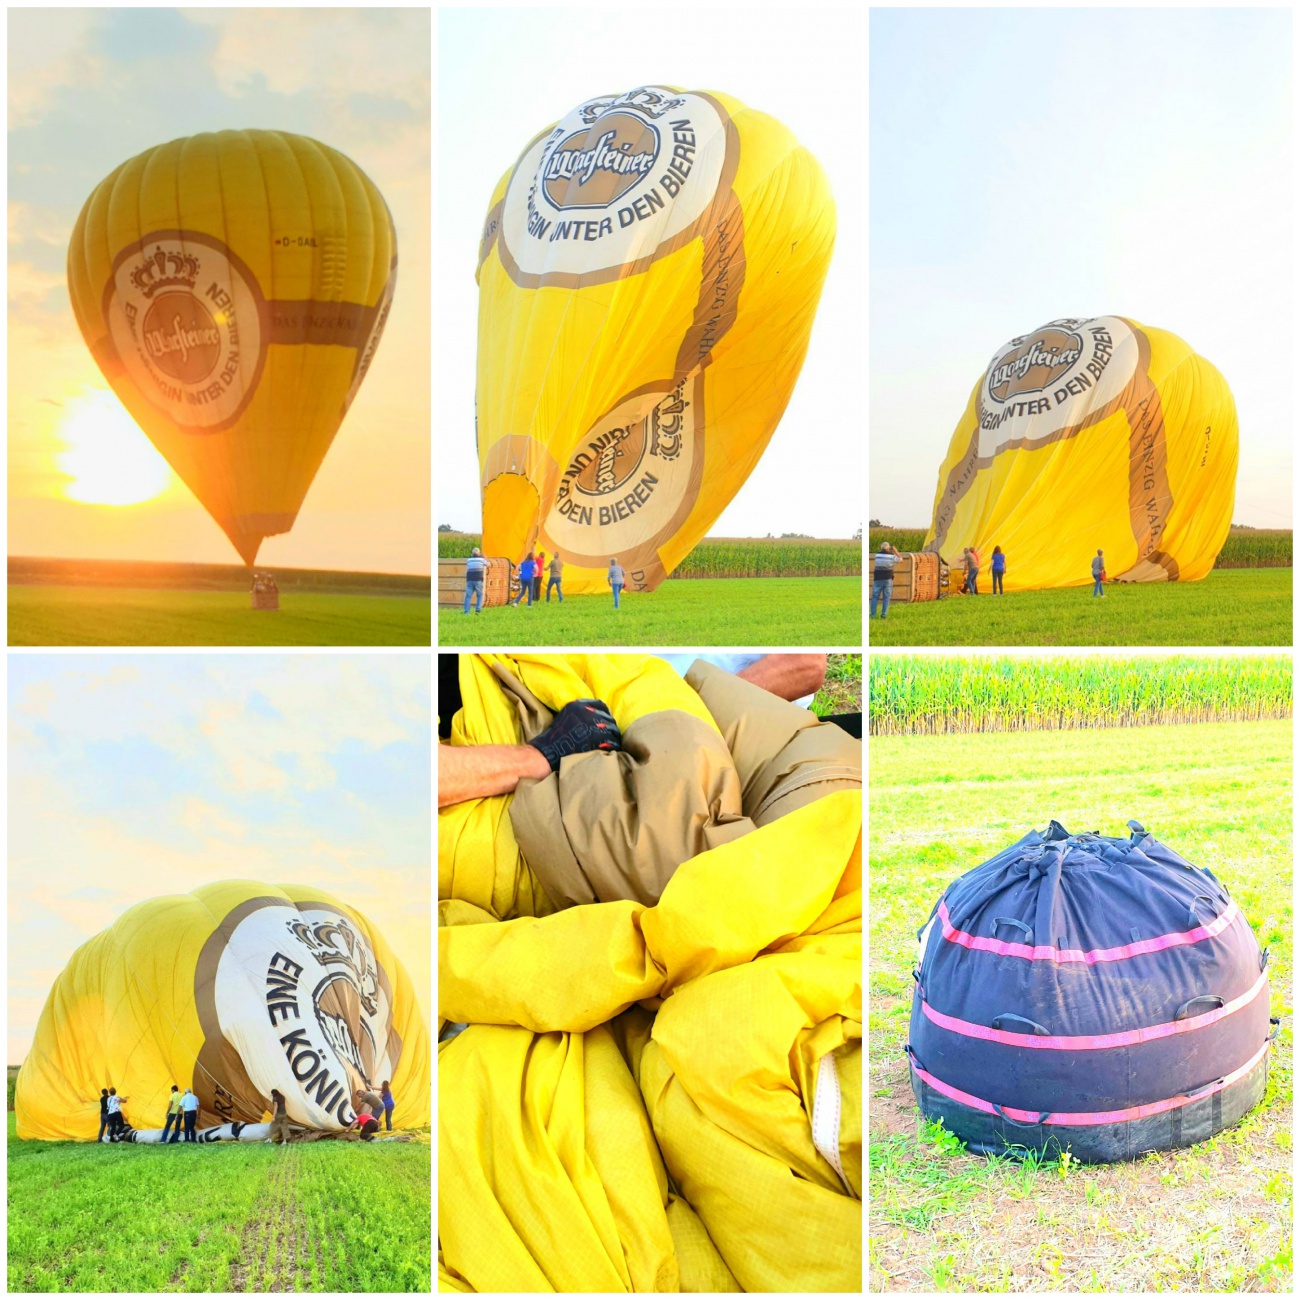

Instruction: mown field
[438,576,861,647]
[6,1114,431,1292]
[438,532,862,578]
[814,653,863,717]
[868,528,1293,569]
[9,586,431,646]
[868,568,1290,646]
[869,717,1292,1292]
[870,654,1293,734]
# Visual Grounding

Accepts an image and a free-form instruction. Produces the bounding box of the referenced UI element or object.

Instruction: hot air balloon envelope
[476,86,835,592]
[15,881,430,1140]
[67,130,397,564]
[924,316,1238,590]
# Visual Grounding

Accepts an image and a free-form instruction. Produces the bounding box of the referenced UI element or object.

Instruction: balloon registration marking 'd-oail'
[476,86,836,593]
[924,316,1238,591]
[68,130,397,565]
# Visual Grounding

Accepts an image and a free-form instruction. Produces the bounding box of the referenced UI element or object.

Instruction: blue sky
[437,6,866,538]
[871,6,1292,528]
[9,8,431,570]
[7,654,430,1062]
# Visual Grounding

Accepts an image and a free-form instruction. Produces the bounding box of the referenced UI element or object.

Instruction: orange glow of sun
[57,390,173,506]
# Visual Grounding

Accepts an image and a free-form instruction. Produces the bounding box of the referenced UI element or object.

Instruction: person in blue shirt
[607,558,625,608]
[463,547,488,614]
[513,553,536,605]
[871,543,898,619]
[990,545,1006,595]
[1091,549,1106,597]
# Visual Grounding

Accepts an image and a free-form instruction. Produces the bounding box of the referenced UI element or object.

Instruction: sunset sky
[8,8,430,573]
[7,654,431,1064]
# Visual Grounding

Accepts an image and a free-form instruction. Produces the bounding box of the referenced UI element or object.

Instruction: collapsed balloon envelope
[67,130,397,565]
[923,316,1238,591]
[475,86,836,593]
[15,881,430,1140]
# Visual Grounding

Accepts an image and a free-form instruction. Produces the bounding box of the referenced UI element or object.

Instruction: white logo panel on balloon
[502,87,727,279]
[976,316,1139,460]
[213,903,393,1130]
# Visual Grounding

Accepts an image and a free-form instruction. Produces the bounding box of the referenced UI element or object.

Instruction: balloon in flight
[67,130,397,565]
[15,881,430,1140]
[476,86,836,592]
[924,316,1238,590]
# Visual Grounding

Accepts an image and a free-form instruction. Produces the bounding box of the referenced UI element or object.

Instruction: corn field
[868,528,1291,569]
[869,655,1293,735]
[438,533,861,578]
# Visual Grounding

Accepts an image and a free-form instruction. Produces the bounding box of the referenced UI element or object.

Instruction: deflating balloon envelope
[476,86,836,593]
[15,880,430,1140]
[924,316,1238,591]
[67,130,397,565]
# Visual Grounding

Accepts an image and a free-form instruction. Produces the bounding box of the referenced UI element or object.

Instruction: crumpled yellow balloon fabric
[439,653,861,1293]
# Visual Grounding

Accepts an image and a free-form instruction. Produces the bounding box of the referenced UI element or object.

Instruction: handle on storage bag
[991,1013,1050,1035]
[1174,995,1224,1021]
[1187,894,1221,926]
[992,1102,1051,1128]
[991,916,1033,942]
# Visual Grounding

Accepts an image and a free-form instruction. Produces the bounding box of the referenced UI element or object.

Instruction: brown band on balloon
[267,298,380,348]
[193,895,285,1126]
[673,185,746,377]
[477,199,505,275]
[495,92,742,291]
[1115,329,1179,581]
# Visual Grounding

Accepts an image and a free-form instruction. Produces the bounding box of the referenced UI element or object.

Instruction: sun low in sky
[7,654,431,1065]
[9,8,431,573]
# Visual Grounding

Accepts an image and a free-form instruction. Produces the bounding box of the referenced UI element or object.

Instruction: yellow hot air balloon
[67,130,397,565]
[16,881,430,1141]
[924,316,1238,591]
[476,86,835,593]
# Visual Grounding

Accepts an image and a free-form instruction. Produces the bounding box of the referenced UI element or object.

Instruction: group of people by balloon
[461,546,629,613]
[94,1081,398,1143]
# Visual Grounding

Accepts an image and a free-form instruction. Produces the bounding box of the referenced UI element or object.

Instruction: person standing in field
[97,1088,110,1142]
[532,550,545,603]
[161,1085,183,1143]
[870,543,898,619]
[463,547,488,615]
[1092,549,1106,597]
[267,1088,291,1144]
[546,554,564,602]
[608,558,625,608]
[990,545,1006,595]
[105,1087,125,1139]
[180,1087,200,1141]
[513,553,536,606]
[966,546,981,595]
[380,1080,395,1131]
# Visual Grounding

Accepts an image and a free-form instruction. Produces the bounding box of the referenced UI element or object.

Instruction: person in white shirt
[180,1087,200,1142]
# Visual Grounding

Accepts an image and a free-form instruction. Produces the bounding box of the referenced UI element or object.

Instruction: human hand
[528,699,622,771]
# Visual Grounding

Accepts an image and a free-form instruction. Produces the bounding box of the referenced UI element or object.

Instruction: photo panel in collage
[868,6,1291,649]
[436,6,865,649]
[9,7,431,649]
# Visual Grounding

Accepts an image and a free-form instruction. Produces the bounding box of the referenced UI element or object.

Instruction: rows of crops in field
[867,528,1292,568]
[869,655,1293,734]
[439,533,861,577]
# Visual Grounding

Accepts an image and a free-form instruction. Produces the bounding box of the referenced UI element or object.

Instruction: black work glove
[528,699,622,771]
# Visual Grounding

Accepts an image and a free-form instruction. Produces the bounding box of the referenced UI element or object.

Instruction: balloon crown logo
[578,86,688,124]
[987,325,1085,401]
[129,246,202,299]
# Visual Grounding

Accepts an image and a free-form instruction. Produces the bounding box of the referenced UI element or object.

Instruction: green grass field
[869,569,1291,646]
[438,577,862,647]
[6,1114,430,1292]
[870,719,1292,1292]
[9,586,431,646]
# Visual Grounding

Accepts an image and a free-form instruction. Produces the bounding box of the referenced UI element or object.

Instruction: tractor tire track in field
[232,1149,314,1292]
